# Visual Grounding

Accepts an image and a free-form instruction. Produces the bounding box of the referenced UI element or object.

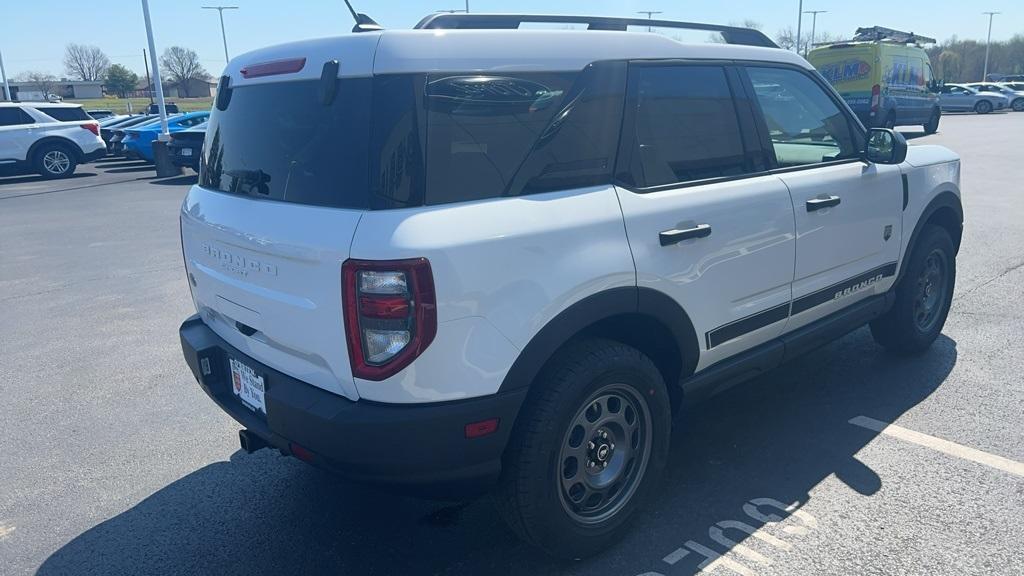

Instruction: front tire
[495,339,671,559]
[975,100,993,114]
[33,143,77,179]
[870,225,956,354]
[1012,98,1024,112]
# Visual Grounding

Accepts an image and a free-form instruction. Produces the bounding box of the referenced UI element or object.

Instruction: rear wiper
[226,169,271,196]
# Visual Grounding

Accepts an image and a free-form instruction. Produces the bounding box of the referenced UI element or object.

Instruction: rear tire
[33,143,77,179]
[1012,98,1024,112]
[975,100,993,114]
[923,108,940,134]
[870,225,955,355]
[494,339,671,559]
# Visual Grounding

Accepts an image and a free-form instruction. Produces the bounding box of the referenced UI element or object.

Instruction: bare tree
[776,27,798,51]
[15,71,59,97]
[63,44,110,81]
[159,46,210,97]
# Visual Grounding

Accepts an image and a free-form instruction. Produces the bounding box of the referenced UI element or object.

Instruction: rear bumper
[82,148,106,163]
[179,315,526,495]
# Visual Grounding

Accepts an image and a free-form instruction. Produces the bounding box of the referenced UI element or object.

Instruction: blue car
[123,111,210,162]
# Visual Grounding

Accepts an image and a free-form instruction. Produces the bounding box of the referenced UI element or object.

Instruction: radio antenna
[341,0,383,33]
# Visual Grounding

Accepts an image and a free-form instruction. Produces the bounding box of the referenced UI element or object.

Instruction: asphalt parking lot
[1,113,1022,576]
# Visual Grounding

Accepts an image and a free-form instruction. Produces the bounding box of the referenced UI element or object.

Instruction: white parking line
[849,415,1024,477]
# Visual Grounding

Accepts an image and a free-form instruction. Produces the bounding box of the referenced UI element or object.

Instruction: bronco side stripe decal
[704,261,898,349]
[790,262,898,315]
[706,303,790,350]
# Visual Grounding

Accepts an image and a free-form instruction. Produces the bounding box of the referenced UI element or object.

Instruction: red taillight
[342,258,437,381]
[870,84,881,113]
[81,122,99,136]
[240,57,306,79]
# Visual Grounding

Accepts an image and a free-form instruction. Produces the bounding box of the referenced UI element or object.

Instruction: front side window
[747,66,862,168]
[626,65,749,188]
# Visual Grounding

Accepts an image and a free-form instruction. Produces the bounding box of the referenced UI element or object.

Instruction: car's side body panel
[348,185,636,403]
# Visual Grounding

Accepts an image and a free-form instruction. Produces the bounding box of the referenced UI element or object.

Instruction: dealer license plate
[181,148,192,156]
[230,358,266,414]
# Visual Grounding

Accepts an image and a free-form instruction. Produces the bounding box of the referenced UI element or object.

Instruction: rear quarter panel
[349,186,636,403]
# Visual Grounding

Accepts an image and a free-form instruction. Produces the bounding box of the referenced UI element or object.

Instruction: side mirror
[865,128,907,165]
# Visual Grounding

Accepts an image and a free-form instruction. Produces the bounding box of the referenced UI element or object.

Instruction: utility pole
[982,11,1000,81]
[0,46,11,101]
[803,10,827,56]
[637,10,663,33]
[143,49,153,104]
[202,6,238,64]
[795,0,804,54]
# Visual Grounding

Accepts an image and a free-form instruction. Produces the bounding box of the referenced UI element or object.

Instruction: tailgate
[182,187,362,400]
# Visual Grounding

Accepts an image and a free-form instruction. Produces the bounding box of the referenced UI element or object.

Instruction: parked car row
[99,110,208,165]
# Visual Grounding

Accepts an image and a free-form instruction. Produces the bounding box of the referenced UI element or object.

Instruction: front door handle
[659,224,712,246]
[806,195,841,212]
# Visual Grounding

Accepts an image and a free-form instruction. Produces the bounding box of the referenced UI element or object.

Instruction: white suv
[178,14,963,557]
[0,102,105,178]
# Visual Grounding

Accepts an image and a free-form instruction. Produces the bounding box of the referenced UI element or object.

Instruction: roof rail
[413,13,779,48]
[852,26,936,45]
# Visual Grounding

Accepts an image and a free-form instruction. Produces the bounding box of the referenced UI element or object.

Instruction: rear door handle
[806,195,841,212]
[659,224,712,246]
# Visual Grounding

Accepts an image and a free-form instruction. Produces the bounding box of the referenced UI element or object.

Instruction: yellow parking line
[849,416,1024,477]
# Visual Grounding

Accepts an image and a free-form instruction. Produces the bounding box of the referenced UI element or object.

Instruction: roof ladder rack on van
[852,26,936,45]
[413,13,779,48]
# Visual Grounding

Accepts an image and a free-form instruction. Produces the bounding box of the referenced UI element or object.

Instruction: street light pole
[637,10,663,33]
[982,11,1000,81]
[795,0,804,54]
[140,0,168,138]
[465,0,469,13]
[202,6,239,64]
[0,46,11,101]
[803,10,827,56]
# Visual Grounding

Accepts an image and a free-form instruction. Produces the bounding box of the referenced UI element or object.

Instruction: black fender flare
[27,137,85,163]
[897,190,963,284]
[497,286,699,393]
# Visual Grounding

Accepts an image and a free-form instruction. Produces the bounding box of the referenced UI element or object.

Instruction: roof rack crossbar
[851,26,936,45]
[413,13,779,48]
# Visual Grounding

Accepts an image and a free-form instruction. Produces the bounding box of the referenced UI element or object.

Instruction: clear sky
[1,0,1020,79]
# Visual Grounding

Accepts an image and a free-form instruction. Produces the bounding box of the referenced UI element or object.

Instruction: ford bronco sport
[178,14,963,558]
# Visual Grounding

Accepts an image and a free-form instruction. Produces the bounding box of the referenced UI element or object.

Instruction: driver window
[746,67,862,168]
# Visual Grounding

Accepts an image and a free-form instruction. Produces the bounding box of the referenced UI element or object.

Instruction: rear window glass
[627,65,748,187]
[201,78,372,209]
[422,72,575,205]
[35,107,91,122]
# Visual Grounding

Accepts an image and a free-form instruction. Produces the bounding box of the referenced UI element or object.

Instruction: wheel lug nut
[610,443,615,450]
[588,441,595,450]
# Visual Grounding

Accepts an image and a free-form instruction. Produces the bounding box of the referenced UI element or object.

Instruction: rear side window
[623,65,749,188]
[201,79,372,209]
[370,66,625,208]
[0,108,34,126]
[35,107,91,122]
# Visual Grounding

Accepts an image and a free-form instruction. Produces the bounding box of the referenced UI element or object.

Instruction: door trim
[703,262,898,348]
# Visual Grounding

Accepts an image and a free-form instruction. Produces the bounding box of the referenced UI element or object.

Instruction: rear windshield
[201,66,624,210]
[202,78,372,209]
[35,106,91,122]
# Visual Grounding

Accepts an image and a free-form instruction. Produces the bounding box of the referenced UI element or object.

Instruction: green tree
[105,64,138,98]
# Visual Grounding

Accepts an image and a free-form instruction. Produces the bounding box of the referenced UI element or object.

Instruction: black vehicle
[147,103,179,114]
[168,122,207,171]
